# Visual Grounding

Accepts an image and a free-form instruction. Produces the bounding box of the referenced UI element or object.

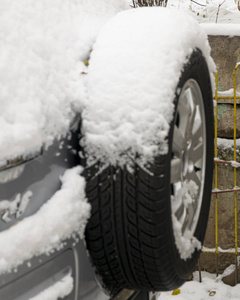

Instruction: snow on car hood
[0,0,127,165]
[82,7,216,168]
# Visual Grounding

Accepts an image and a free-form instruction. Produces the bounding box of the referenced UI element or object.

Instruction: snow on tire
[84,8,214,296]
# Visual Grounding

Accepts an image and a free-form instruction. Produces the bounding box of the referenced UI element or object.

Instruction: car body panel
[0,125,108,299]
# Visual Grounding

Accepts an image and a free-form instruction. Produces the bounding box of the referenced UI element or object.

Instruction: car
[0,1,214,299]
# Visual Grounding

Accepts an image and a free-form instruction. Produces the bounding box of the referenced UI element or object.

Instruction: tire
[84,48,214,296]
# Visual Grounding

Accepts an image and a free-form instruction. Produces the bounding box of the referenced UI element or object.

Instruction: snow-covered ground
[168,0,240,36]
[158,271,240,300]
[168,0,240,24]
[126,0,240,24]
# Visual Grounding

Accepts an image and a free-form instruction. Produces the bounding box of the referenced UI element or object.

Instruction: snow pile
[82,7,215,167]
[29,273,73,300]
[0,0,127,164]
[158,271,240,300]
[0,166,90,274]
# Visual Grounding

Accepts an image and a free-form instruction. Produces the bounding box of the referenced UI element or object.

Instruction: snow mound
[0,166,90,274]
[0,0,127,163]
[83,7,215,168]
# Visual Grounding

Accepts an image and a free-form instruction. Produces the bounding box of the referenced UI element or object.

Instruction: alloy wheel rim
[171,79,206,236]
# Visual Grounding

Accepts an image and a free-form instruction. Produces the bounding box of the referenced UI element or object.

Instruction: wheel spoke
[190,142,203,165]
[188,104,197,140]
[171,158,182,184]
[182,205,194,234]
[178,91,192,139]
[174,200,185,222]
[173,125,185,154]
[191,121,202,147]
[184,88,197,136]
[172,184,182,213]
[186,169,201,188]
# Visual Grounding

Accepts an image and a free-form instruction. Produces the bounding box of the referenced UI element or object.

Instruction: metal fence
[199,64,240,284]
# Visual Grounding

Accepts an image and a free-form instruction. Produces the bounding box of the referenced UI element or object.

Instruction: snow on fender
[83,7,215,167]
[83,7,215,295]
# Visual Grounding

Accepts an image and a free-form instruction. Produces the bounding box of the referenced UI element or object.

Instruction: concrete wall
[209,35,240,139]
[208,35,240,92]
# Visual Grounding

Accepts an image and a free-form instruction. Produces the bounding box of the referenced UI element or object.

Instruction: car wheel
[84,48,214,296]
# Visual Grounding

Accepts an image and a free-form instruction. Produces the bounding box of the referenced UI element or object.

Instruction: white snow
[82,7,215,167]
[0,166,90,274]
[172,180,201,260]
[203,245,240,253]
[1,0,216,282]
[0,190,33,222]
[216,264,236,282]
[201,23,240,36]
[217,89,240,97]
[218,137,240,149]
[168,0,240,24]
[29,273,73,300]
[126,0,240,26]
[1,0,239,295]
[230,160,240,168]
[172,214,202,260]
[158,271,240,300]
[0,0,127,164]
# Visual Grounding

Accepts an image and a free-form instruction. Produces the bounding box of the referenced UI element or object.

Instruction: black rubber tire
[84,49,214,296]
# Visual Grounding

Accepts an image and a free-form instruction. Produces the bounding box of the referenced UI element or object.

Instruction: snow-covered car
[0,1,215,299]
